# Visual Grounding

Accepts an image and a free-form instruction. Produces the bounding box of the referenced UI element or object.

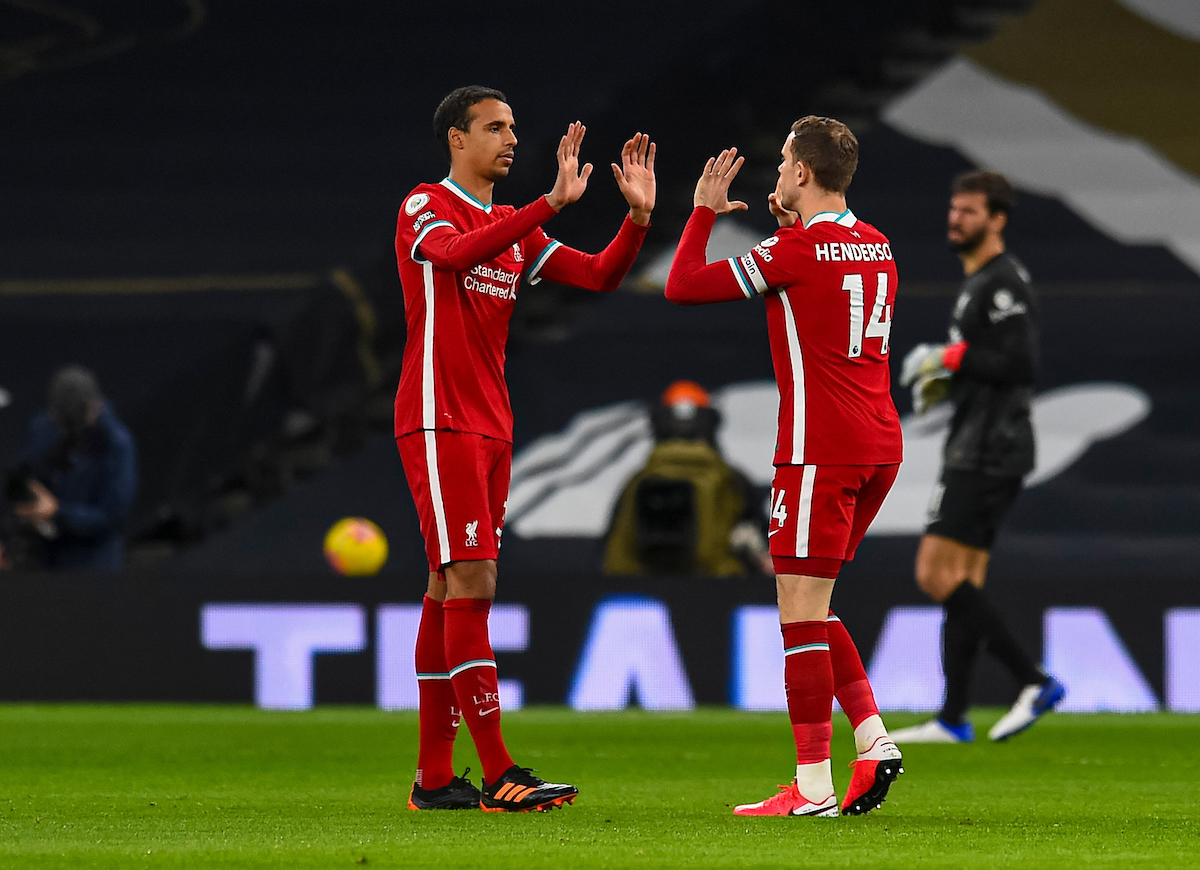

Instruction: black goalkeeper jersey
[943,251,1038,478]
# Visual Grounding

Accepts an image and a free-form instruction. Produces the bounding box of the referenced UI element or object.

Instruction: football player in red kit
[665,116,903,817]
[396,86,655,813]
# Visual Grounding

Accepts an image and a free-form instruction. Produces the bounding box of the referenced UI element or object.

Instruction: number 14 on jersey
[843,272,891,358]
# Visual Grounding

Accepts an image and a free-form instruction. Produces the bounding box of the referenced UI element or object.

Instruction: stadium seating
[2,1,1199,713]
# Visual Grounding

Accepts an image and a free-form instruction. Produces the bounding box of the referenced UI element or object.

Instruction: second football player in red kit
[666,116,904,818]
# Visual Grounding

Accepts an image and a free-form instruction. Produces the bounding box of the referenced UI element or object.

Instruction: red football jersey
[394,177,647,443]
[394,179,557,442]
[666,207,903,467]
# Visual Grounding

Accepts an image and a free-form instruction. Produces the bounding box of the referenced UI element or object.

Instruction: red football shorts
[767,463,900,579]
[396,429,512,572]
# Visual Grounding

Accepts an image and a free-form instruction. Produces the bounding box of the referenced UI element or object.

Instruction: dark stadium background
[2,0,1197,712]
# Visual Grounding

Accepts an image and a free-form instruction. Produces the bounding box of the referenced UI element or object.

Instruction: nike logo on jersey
[767,529,781,538]
[478,706,499,717]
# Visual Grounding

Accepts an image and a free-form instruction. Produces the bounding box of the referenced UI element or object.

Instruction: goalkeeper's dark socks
[945,581,1043,688]
[414,594,456,790]
[443,597,515,783]
[938,591,982,725]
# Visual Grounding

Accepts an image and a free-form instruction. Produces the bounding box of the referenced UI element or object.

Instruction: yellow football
[323,517,389,576]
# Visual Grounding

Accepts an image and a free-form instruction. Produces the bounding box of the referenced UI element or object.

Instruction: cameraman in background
[604,380,771,576]
[2,366,137,572]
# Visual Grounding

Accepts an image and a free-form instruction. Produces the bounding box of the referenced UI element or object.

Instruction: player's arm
[956,285,1036,385]
[666,149,759,305]
[32,421,136,538]
[528,219,648,293]
[900,284,1035,388]
[417,122,595,271]
[416,198,558,271]
[528,134,655,293]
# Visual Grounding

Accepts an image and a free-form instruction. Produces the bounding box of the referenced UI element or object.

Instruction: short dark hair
[433,86,507,160]
[951,170,1015,215]
[789,116,859,194]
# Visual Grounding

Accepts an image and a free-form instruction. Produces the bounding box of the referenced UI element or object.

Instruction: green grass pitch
[2,705,1197,869]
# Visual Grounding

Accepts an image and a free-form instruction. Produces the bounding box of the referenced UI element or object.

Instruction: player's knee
[914,564,936,597]
[425,571,447,601]
[914,560,956,601]
[444,559,498,600]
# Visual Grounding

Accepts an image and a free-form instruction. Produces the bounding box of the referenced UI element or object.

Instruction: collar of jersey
[803,209,856,229]
[440,178,492,213]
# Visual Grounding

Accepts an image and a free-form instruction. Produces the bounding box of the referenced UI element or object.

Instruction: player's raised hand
[612,132,656,226]
[693,148,748,215]
[768,192,800,228]
[546,121,593,211]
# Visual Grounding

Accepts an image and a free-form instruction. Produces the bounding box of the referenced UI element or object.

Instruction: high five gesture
[546,122,593,211]
[612,132,656,226]
[547,124,657,227]
[693,147,748,215]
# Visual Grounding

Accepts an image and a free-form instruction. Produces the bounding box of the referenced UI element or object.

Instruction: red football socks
[443,597,514,784]
[781,620,834,764]
[827,610,880,730]
[414,595,457,790]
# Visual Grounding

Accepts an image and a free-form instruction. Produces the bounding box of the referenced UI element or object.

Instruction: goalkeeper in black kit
[892,170,1064,744]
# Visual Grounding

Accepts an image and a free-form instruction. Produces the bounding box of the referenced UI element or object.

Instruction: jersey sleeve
[739,224,899,297]
[396,187,458,263]
[521,227,563,285]
[665,207,761,305]
[958,277,1037,385]
[397,187,558,272]
[727,230,814,297]
[525,216,649,292]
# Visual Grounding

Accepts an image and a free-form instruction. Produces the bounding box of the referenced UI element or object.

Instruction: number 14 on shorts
[770,488,788,534]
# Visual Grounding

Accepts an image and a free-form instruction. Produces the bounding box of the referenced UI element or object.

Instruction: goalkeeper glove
[900,343,946,387]
[911,372,952,415]
[899,341,967,387]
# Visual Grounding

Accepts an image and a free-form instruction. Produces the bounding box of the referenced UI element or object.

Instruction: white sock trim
[794,758,833,800]
[853,714,889,756]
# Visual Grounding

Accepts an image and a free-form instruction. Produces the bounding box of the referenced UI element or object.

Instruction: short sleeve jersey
[728,209,903,467]
[393,179,561,443]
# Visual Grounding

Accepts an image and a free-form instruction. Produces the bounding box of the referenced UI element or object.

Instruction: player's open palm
[694,148,748,215]
[547,121,593,210]
[613,132,656,224]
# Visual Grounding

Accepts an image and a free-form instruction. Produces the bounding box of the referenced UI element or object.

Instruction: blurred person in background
[894,170,1064,745]
[604,380,771,576]
[1,366,137,572]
